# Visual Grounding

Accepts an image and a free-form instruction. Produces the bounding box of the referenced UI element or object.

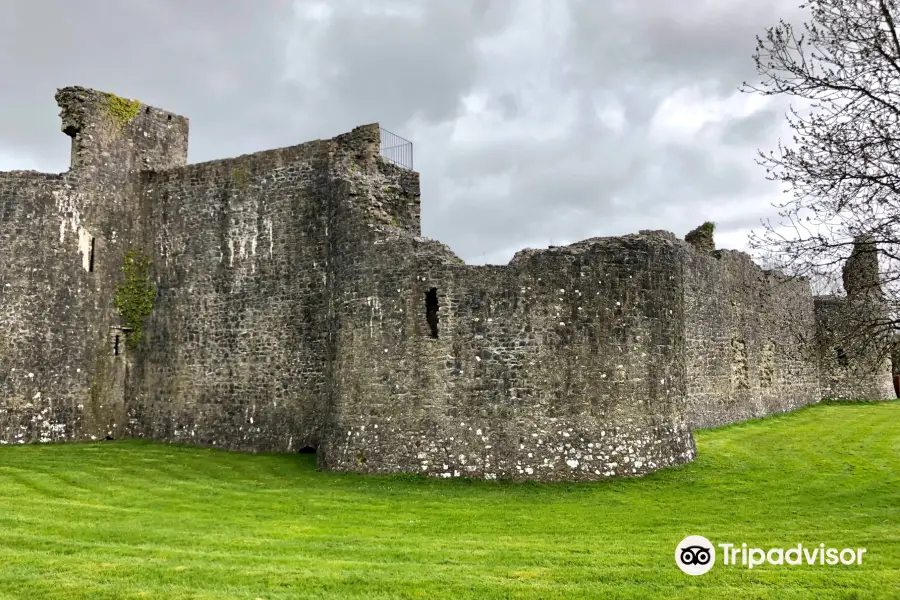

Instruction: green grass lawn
[0,402,898,600]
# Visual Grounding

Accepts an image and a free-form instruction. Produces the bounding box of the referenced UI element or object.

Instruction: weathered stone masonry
[0,87,891,481]
[321,234,696,480]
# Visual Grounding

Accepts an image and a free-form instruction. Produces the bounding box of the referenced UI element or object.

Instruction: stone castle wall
[123,123,421,452]
[321,232,696,481]
[0,169,109,444]
[0,86,892,480]
[123,143,334,451]
[814,296,894,400]
[683,249,821,429]
[0,87,188,445]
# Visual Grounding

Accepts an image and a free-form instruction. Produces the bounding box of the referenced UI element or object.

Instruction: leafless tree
[743,0,900,360]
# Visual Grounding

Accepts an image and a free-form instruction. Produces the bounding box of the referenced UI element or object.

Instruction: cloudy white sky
[0,0,808,264]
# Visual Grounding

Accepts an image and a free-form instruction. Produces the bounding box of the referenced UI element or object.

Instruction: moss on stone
[685,221,716,253]
[233,166,250,190]
[104,93,141,130]
[114,249,156,347]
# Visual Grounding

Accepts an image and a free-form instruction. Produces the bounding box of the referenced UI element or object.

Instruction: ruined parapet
[813,235,894,399]
[843,234,882,299]
[327,123,422,236]
[56,86,189,182]
[684,221,716,253]
[332,123,380,167]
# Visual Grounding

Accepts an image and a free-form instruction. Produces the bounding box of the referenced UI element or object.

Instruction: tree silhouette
[742,0,900,360]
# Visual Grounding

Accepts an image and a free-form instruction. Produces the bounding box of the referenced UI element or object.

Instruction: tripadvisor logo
[675,536,867,575]
[675,535,715,575]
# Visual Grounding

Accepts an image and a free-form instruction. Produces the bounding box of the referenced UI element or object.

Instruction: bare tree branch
[743,0,900,357]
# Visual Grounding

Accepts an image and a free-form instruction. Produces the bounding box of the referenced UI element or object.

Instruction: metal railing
[380,127,414,170]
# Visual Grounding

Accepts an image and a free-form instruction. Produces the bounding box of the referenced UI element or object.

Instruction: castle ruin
[0,87,892,481]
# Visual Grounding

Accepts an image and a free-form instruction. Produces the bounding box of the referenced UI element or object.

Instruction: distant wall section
[814,296,893,400]
[683,248,820,429]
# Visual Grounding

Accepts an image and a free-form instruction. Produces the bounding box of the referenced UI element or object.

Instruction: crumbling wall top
[843,234,881,299]
[684,221,716,253]
[55,86,189,177]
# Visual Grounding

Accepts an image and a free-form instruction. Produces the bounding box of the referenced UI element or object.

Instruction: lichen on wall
[52,189,94,270]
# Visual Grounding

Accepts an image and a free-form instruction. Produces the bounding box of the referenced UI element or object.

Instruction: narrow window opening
[425,287,439,338]
[114,335,119,356]
[836,347,849,367]
[88,237,95,272]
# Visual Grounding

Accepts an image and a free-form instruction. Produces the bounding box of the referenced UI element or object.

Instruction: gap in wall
[425,287,439,338]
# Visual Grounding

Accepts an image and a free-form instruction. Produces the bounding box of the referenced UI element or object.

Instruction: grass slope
[0,402,898,599]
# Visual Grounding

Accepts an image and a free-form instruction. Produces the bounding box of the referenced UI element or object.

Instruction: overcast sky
[0,0,807,264]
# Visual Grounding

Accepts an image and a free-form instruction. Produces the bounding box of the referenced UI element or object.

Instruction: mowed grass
[0,402,898,600]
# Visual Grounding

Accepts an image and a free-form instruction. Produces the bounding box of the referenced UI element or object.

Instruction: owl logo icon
[675,536,716,575]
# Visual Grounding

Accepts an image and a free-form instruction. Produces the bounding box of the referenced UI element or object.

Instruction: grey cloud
[0,0,297,170]
[0,0,802,266]
[718,104,788,146]
[427,100,780,263]
[281,1,517,132]
[566,0,806,92]
[494,94,519,120]
[656,143,771,198]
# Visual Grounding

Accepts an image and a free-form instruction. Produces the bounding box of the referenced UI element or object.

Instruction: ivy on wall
[114,249,156,347]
